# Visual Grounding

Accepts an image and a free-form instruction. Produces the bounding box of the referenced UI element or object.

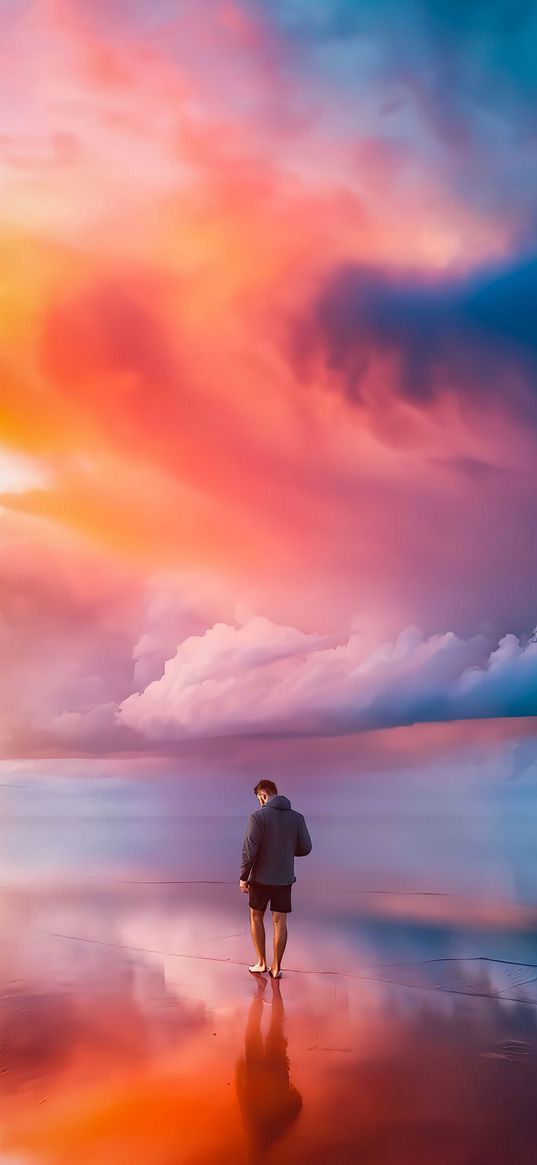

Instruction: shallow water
[1,810,537,1164]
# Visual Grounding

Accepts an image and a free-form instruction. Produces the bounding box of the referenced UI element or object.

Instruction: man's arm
[240,812,263,881]
[295,814,312,857]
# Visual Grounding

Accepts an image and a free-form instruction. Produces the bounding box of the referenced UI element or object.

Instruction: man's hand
[239,879,249,894]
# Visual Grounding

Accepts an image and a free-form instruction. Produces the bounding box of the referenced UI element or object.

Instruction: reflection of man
[235,976,303,1162]
[239,780,312,977]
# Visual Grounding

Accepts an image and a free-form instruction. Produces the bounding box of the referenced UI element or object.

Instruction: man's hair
[254,779,278,797]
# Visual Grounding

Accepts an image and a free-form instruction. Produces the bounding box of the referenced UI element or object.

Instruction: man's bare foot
[248,961,267,974]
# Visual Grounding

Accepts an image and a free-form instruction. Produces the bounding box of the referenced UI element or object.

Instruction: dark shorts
[248,880,293,913]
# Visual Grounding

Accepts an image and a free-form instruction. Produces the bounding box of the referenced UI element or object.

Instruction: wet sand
[1,812,537,1163]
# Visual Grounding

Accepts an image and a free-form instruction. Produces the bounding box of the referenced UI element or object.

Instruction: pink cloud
[116,614,537,743]
[0,507,141,754]
[1,497,536,758]
[1,0,536,768]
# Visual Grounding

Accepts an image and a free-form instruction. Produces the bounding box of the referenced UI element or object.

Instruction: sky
[1,0,537,764]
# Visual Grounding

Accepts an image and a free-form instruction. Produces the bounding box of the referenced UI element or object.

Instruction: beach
[1,768,537,1164]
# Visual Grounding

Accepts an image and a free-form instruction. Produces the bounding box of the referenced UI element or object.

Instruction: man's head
[254,779,277,807]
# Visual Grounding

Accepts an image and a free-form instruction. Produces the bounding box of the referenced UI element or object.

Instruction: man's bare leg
[249,907,268,972]
[271,911,288,977]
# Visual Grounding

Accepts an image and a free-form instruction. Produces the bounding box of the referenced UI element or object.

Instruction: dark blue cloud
[303,251,537,414]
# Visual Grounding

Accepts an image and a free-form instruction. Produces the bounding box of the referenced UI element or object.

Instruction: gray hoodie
[240,794,312,886]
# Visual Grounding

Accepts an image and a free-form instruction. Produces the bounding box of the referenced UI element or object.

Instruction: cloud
[1,515,536,755]
[116,613,537,743]
[2,0,537,765]
[298,251,537,420]
[39,273,182,451]
[267,0,537,226]
[0,507,143,754]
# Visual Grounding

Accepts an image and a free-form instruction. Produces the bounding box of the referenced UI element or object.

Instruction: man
[239,779,312,978]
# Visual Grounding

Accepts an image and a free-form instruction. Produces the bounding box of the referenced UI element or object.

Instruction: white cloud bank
[115,613,537,741]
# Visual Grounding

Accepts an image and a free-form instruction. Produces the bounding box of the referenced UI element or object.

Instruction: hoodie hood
[266,795,291,810]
